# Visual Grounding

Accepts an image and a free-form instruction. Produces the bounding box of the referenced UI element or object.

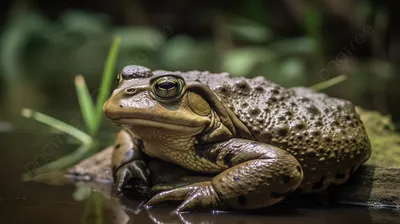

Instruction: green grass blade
[75,75,96,135]
[21,108,92,144]
[80,192,93,224]
[94,192,104,224]
[311,74,348,91]
[93,36,121,134]
[22,143,93,181]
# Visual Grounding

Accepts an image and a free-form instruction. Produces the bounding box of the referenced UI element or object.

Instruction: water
[0,114,399,223]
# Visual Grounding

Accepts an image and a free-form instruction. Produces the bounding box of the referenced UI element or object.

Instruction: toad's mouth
[110,118,206,131]
[103,100,210,130]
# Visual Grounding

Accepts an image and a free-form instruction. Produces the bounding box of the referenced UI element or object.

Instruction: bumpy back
[178,70,371,191]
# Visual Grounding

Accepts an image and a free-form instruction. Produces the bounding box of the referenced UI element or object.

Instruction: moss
[357,107,400,168]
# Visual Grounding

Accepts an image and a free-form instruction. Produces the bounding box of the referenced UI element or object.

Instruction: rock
[61,108,400,208]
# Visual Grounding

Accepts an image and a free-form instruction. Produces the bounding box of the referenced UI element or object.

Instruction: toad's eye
[151,76,184,99]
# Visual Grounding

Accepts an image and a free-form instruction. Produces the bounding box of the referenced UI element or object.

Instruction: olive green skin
[104,65,371,213]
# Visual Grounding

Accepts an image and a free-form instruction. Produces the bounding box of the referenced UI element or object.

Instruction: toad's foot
[115,160,150,197]
[112,130,150,197]
[145,181,223,214]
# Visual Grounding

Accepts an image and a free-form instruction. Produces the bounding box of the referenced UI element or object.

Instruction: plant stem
[22,143,93,181]
[75,75,96,135]
[93,36,121,135]
[21,108,92,144]
[311,74,348,91]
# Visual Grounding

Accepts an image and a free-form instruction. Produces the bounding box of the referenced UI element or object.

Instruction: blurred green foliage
[0,1,398,124]
[21,36,121,180]
[0,10,319,88]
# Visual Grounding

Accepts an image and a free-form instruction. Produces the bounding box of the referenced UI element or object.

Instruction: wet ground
[0,112,399,224]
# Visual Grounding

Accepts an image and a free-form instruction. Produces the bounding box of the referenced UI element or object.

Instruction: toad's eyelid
[149,74,184,84]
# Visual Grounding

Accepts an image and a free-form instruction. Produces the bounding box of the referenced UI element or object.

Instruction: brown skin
[103,65,371,213]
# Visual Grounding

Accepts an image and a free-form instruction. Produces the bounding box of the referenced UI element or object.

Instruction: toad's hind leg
[212,152,303,209]
[146,139,303,211]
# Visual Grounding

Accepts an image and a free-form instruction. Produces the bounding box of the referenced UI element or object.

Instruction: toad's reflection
[113,196,377,224]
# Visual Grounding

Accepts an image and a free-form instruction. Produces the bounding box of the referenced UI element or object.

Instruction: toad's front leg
[145,138,303,212]
[112,130,150,197]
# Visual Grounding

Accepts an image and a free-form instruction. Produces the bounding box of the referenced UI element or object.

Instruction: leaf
[311,74,348,91]
[22,143,93,181]
[94,36,121,135]
[75,75,96,135]
[21,108,92,144]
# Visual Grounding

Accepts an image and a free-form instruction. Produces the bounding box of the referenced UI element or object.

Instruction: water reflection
[75,183,398,224]
[0,169,397,223]
[22,174,398,224]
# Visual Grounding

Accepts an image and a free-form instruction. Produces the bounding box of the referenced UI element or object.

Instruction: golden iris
[152,76,184,99]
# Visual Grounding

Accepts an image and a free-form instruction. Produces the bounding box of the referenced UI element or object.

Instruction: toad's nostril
[125,88,136,94]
